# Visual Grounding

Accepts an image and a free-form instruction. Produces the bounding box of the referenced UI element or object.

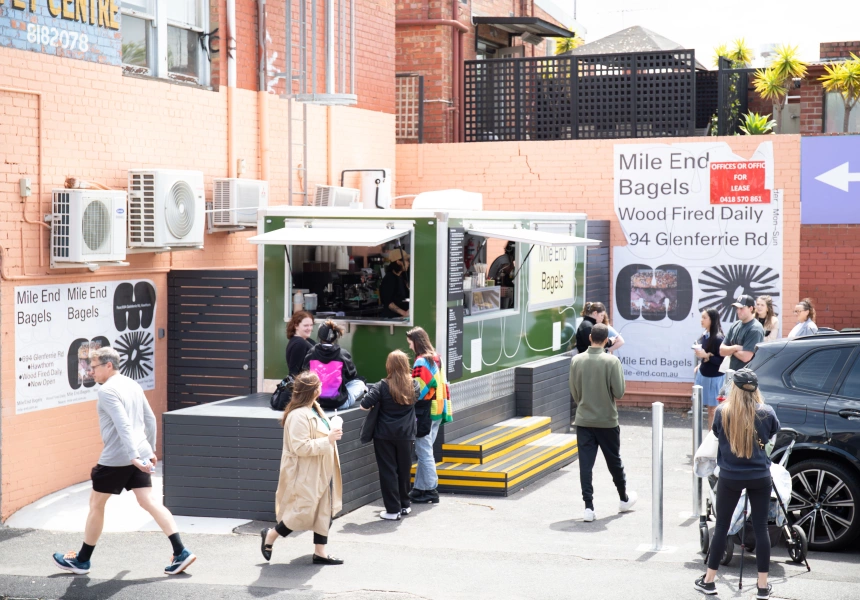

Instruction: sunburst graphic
[114,331,155,380]
[698,265,780,323]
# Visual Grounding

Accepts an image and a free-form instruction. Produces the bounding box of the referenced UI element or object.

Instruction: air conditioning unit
[313,185,360,208]
[212,178,268,227]
[51,189,128,268]
[127,169,205,250]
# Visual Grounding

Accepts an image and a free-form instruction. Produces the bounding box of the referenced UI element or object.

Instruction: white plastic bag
[693,430,719,478]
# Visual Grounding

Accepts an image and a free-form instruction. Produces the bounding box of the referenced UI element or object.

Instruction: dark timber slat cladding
[163,394,380,520]
[168,270,257,411]
[586,220,610,306]
[515,356,572,433]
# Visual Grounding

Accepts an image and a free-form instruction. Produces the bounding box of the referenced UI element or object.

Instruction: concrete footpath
[1,409,858,600]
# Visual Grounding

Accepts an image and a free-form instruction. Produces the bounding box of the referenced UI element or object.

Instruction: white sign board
[612,142,782,382]
[528,225,578,312]
[15,280,157,414]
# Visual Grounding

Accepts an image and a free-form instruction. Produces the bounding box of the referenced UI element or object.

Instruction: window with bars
[396,75,423,142]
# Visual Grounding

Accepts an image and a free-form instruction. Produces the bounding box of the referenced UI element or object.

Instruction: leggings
[275,521,327,545]
[708,475,772,573]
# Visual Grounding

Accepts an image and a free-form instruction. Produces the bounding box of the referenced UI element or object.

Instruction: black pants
[373,438,413,513]
[274,521,327,545]
[708,475,772,573]
[576,425,627,508]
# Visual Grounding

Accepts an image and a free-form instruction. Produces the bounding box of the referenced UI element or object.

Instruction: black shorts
[91,464,152,495]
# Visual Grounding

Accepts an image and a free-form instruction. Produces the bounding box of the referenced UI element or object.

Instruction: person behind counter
[286,311,315,376]
[489,241,516,309]
[302,320,367,410]
[379,249,410,318]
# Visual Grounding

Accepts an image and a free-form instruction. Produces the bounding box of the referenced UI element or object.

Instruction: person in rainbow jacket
[406,326,453,504]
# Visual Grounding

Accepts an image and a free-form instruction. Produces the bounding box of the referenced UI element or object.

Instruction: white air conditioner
[212,178,268,227]
[313,185,360,207]
[127,169,205,249]
[51,189,128,268]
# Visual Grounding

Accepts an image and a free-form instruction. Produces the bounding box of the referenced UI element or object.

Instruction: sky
[537,0,860,66]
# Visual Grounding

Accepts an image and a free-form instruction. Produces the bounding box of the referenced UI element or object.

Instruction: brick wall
[800,225,860,330]
[0,42,394,520]
[820,41,860,60]
[396,136,802,409]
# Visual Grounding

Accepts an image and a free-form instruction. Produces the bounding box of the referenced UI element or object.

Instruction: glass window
[169,1,202,28]
[825,92,860,133]
[168,26,201,80]
[837,354,860,399]
[122,16,149,70]
[789,347,853,393]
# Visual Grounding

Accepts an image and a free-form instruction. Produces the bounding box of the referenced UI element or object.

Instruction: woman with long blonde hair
[694,369,780,599]
[360,350,419,520]
[261,371,345,565]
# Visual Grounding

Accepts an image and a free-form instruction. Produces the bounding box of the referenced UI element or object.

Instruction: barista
[379,249,410,318]
[489,241,516,309]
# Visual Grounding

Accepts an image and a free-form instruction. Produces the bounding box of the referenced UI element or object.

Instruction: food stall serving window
[249,219,415,326]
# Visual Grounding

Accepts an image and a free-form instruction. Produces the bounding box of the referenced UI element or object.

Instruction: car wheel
[787,459,860,551]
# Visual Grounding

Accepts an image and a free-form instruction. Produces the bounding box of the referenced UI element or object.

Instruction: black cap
[731,294,755,308]
[732,368,759,392]
[318,322,338,343]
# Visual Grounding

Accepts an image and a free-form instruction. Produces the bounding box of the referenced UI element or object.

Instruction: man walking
[569,324,637,522]
[720,295,765,370]
[52,347,196,575]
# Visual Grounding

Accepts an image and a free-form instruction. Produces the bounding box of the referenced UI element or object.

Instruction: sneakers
[400,507,412,516]
[693,576,717,595]
[164,548,196,575]
[410,488,440,504]
[619,491,638,512]
[408,488,423,500]
[380,511,401,521]
[756,584,772,599]
[583,508,595,522]
[52,551,90,575]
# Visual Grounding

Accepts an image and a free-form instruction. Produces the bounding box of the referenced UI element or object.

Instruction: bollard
[652,402,664,551]
[692,385,703,516]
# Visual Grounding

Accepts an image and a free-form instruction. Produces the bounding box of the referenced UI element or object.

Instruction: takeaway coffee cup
[330,411,343,430]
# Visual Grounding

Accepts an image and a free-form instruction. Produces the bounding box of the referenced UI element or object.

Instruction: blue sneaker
[164,548,196,575]
[53,551,91,574]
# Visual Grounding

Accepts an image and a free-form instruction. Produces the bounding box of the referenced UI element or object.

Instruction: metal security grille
[52,191,71,259]
[696,70,719,130]
[167,270,257,411]
[450,368,515,412]
[129,172,155,244]
[395,74,423,142]
[464,50,696,142]
[81,199,111,253]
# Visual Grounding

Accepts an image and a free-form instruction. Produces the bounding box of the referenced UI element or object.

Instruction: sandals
[260,528,273,561]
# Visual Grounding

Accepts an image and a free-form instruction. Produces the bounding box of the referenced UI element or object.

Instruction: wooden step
[441,416,551,464]
[413,433,578,497]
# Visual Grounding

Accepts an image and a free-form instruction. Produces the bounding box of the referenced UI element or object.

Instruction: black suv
[747,333,860,551]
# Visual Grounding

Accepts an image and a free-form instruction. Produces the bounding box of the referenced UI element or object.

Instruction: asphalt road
[2,409,858,600]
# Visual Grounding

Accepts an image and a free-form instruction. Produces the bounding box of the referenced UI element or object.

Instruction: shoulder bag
[359,404,379,444]
[270,376,294,411]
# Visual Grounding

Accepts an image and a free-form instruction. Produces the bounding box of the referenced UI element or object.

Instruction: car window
[837,355,860,399]
[788,347,854,394]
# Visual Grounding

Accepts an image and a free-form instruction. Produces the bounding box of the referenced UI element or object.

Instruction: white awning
[465,227,600,247]
[249,225,410,247]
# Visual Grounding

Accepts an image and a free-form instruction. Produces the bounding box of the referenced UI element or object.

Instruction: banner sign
[1,1,122,66]
[15,279,156,414]
[612,142,782,382]
[528,224,578,312]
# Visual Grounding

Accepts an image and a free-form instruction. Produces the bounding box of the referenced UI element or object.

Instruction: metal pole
[652,402,664,551]
[325,0,334,94]
[692,385,703,516]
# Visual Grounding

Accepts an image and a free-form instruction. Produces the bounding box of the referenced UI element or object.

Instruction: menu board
[447,306,464,381]
[448,227,465,301]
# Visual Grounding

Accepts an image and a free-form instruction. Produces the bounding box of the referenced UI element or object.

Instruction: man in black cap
[720,295,765,371]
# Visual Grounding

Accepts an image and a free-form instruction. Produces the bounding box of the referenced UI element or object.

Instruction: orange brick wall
[800,224,860,330]
[395,136,803,408]
[0,43,394,520]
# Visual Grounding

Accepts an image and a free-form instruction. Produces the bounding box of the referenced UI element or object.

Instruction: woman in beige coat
[260,371,345,565]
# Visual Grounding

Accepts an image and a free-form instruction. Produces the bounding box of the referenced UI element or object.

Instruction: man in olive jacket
[569,323,637,522]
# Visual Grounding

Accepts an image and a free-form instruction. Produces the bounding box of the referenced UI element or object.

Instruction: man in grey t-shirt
[52,347,196,576]
[721,295,766,370]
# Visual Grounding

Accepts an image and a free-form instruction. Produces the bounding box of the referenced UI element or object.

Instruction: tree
[712,38,753,68]
[753,44,807,133]
[820,53,860,133]
[554,35,583,55]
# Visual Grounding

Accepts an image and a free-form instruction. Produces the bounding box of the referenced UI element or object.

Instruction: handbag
[359,404,379,444]
[718,355,731,374]
[270,376,294,411]
[693,430,719,478]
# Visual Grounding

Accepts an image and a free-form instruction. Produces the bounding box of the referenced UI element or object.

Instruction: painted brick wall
[395,136,802,408]
[800,224,860,331]
[0,44,394,520]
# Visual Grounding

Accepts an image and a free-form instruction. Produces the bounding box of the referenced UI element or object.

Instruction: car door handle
[838,409,860,421]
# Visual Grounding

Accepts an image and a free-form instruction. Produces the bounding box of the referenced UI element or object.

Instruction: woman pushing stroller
[695,368,780,600]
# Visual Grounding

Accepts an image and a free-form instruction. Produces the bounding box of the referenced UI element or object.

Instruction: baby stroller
[699,440,810,584]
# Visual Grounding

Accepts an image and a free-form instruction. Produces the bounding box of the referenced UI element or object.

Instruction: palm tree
[753,44,807,133]
[713,39,753,68]
[554,35,583,55]
[820,53,860,133]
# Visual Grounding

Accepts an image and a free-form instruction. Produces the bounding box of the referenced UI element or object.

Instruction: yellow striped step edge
[412,433,578,497]
[441,416,552,464]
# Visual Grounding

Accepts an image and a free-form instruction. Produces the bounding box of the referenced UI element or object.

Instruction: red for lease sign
[709,161,771,204]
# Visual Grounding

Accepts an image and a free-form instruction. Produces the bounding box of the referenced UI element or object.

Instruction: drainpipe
[227,0,238,178]
[258,0,270,182]
[325,0,335,94]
